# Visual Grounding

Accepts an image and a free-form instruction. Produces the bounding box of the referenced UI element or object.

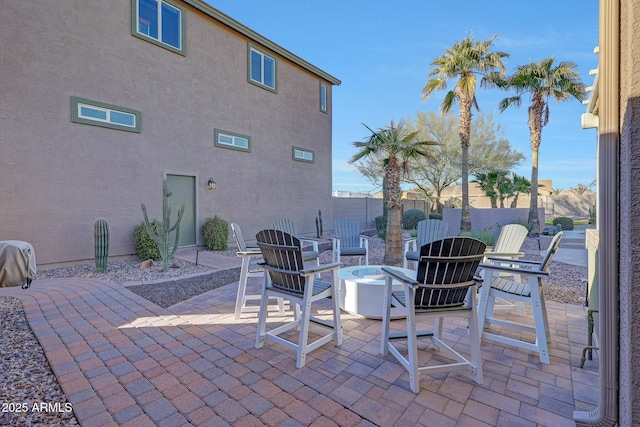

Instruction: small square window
[215,129,251,152]
[133,0,185,55]
[71,97,141,133]
[292,146,314,163]
[248,45,277,91]
[320,82,327,113]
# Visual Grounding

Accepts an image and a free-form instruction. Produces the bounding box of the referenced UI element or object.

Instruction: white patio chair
[481,223,529,314]
[231,222,285,319]
[255,229,342,368]
[403,219,449,269]
[332,218,369,265]
[477,232,564,364]
[380,237,486,392]
[272,218,320,265]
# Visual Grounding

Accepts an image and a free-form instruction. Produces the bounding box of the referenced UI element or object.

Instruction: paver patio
[0,251,599,426]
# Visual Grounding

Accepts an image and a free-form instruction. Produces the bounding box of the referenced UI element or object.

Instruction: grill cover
[0,241,37,288]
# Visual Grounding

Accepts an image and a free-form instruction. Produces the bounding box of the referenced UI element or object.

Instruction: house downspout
[573,0,619,425]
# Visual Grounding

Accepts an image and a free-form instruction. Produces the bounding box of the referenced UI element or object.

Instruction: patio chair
[255,229,342,368]
[481,223,529,314]
[403,219,449,269]
[332,218,369,265]
[273,218,320,265]
[380,237,486,393]
[231,222,286,319]
[477,232,564,364]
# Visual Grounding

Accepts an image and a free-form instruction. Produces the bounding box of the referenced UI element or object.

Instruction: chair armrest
[300,262,342,275]
[237,249,262,256]
[484,257,542,267]
[483,251,525,259]
[381,267,418,286]
[359,235,370,241]
[479,262,549,277]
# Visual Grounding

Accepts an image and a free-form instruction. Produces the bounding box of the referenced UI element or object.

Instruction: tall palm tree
[349,120,435,264]
[422,35,509,232]
[493,57,585,234]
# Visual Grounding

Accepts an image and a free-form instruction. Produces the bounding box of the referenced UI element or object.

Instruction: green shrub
[552,216,574,231]
[512,218,532,232]
[402,209,427,230]
[375,215,386,239]
[462,228,496,247]
[202,216,229,250]
[429,212,443,220]
[134,219,161,260]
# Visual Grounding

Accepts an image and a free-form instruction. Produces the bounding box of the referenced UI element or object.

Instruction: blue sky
[208,1,599,193]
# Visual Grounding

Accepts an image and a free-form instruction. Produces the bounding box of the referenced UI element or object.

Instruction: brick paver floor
[0,258,600,426]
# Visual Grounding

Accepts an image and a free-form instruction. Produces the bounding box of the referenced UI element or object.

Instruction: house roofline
[183,0,341,86]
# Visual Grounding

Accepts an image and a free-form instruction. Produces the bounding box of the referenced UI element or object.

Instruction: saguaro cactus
[141,179,185,271]
[94,218,110,273]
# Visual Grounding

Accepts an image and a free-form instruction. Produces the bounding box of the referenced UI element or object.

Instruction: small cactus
[94,218,110,273]
[315,209,323,238]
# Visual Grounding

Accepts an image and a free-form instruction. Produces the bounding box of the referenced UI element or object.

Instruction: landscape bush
[134,219,161,260]
[403,209,426,230]
[428,212,443,220]
[552,216,574,231]
[202,215,229,250]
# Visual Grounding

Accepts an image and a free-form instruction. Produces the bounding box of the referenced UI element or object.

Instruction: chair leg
[405,288,420,393]
[234,257,251,319]
[296,297,313,368]
[255,276,270,349]
[331,270,343,346]
[380,276,394,356]
[529,280,550,364]
[477,271,493,336]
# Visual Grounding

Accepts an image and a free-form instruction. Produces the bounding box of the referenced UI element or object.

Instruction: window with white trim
[320,82,327,113]
[248,46,276,91]
[133,0,184,54]
[71,97,141,132]
[292,146,314,163]
[215,129,251,152]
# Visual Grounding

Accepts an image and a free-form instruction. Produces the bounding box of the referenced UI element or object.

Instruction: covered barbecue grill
[0,240,36,289]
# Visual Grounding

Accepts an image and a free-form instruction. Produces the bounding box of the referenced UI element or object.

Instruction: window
[320,82,327,113]
[248,45,276,91]
[215,129,251,152]
[292,146,314,163]
[71,97,141,133]
[133,0,185,55]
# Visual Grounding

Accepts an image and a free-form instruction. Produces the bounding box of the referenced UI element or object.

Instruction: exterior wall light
[207,178,216,191]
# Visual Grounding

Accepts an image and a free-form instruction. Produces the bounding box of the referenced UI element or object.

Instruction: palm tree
[472,170,509,208]
[349,120,435,264]
[492,57,585,235]
[422,35,509,232]
[509,173,531,208]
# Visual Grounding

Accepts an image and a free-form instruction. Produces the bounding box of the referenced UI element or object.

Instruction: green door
[166,174,196,246]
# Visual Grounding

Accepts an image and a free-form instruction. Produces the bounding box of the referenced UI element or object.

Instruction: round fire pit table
[337,265,416,319]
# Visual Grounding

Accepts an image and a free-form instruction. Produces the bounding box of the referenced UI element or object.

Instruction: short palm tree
[509,173,531,208]
[492,57,585,234]
[349,120,435,264]
[422,35,509,232]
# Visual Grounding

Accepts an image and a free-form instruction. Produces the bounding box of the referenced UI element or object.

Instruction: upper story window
[71,96,141,133]
[215,129,251,152]
[133,0,185,55]
[248,45,276,91]
[292,146,314,163]
[320,82,327,113]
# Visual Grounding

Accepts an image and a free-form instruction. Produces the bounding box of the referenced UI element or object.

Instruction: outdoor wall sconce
[207,178,216,191]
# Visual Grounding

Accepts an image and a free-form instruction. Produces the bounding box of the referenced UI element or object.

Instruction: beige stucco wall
[0,0,336,265]
[618,0,640,424]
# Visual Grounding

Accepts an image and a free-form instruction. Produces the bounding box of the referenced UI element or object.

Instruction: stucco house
[574,1,640,425]
[0,0,340,266]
